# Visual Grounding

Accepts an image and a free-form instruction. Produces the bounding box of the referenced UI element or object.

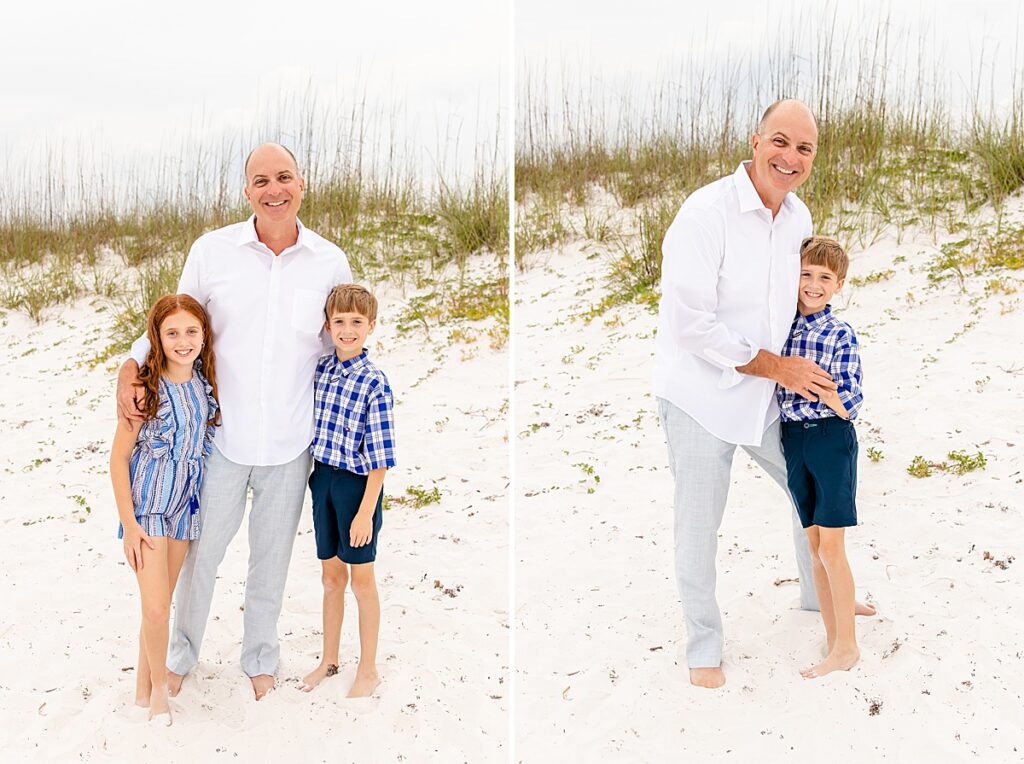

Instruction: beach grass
[0,102,509,361]
[515,14,1024,309]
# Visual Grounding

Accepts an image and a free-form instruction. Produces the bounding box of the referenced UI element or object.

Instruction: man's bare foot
[801,648,860,679]
[148,684,172,725]
[299,662,339,692]
[855,600,877,617]
[251,674,275,701]
[346,668,381,698]
[689,667,726,689]
[167,671,184,698]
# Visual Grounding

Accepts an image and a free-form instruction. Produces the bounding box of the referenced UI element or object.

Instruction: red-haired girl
[109,294,219,723]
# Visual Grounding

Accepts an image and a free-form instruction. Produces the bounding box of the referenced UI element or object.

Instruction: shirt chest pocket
[341,400,367,446]
[291,287,328,334]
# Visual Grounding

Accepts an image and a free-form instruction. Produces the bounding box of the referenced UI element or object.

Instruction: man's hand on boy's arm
[116,360,146,429]
[737,350,837,401]
[351,467,387,548]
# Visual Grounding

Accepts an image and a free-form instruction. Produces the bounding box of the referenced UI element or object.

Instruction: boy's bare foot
[167,671,184,698]
[801,648,860,679]
[346,668,381,698]
[855,600,877,616]
[251,674,275,701]
[299,663,339,692]
[689,667,726,689]
[148,684,173,725]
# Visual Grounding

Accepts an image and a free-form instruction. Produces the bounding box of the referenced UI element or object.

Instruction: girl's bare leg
[347,562,381,698]
[135,537,172,721]
[135,628,151,706]
[165,539,189,697]
[300,558,349,691]
[802,527,860,678]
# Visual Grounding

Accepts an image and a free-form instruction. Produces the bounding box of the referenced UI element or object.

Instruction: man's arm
[737,350,837,401]
[660,209,759,389]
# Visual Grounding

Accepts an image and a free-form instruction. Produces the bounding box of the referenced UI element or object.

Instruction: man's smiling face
[749,100,818,203]
[244,144,305,224]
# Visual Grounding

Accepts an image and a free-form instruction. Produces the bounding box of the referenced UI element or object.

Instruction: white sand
[514,200,1024,761]
[0,269,508,761]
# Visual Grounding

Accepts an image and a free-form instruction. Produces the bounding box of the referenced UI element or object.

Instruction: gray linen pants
[167,447,311,678]
[657,398,818,668]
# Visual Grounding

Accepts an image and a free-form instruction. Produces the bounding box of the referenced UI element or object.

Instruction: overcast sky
[517,0,1023,120]
[1,0,508,196]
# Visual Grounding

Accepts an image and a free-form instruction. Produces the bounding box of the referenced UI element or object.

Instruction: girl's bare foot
[689,667,726,689]
[299,662,339,692]
[148,684,173,725]
[135,674,152,707]
[855,600,876,616]
[801,648,860,679]
[346,667,381,698]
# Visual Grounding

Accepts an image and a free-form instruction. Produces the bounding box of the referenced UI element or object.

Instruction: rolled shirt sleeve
[362,383,397,471]
[830,327,864,417]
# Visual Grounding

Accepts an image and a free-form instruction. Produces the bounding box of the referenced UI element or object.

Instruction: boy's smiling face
[798,262,843,316]
[326,310,374,361]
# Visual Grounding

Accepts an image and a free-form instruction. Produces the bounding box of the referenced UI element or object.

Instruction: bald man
[653,100,873,689]
[117,143,353,700]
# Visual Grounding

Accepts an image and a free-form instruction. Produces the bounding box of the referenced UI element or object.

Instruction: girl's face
[159,309,204,372]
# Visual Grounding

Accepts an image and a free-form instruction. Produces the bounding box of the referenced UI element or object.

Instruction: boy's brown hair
[324,283,378,322]
[799,236,848,281]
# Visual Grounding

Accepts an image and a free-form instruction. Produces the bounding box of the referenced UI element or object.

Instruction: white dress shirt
[653,161,812,446]
[131,216,352,466]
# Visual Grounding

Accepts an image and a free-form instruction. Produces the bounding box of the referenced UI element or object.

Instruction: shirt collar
[325,349,369,379]
[733,161,795,216]
[237,214,307,252]
[794,304,833,329]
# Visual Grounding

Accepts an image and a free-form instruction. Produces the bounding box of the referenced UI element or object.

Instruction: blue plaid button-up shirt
[310,349,397,474]
[777,306,863,422]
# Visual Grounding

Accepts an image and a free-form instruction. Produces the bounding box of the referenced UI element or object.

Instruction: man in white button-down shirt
[117,143,352,700]
[654,100,873,689]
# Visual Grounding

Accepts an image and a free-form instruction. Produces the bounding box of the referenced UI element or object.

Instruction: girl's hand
[350,514,373,548]
[123,522,156,571]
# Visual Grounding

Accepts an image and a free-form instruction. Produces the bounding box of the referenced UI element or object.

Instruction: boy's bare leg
[347,562,381,697]
[804,527,837,651]
[164,539,190,697]
[301,558,349,691]
[135,537,173,722]
[802,527,860,678]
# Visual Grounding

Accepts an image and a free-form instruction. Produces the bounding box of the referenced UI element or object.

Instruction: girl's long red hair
[138,294,220,426]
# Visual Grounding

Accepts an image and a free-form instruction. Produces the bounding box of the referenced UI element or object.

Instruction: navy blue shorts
[309,460,383,564]
[780,417,858,529]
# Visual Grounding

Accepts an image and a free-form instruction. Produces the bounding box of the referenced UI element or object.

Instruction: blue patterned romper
[117,368,218,541]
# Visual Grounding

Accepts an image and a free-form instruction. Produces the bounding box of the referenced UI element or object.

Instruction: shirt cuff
[127,336,149,367]
[706,342,760,390]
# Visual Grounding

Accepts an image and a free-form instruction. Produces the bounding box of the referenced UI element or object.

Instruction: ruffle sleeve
[143,381,176,459]
[196,367,219,458]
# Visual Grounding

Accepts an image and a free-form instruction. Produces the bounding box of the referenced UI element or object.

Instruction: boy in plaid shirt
[776,236,865,680]
[300,284,396,697]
